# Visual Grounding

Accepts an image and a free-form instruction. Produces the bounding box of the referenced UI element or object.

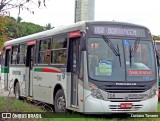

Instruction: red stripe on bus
[42,68,61,73]
[27,40,36,45]
[6,45,12,50]
[68,30,81,38]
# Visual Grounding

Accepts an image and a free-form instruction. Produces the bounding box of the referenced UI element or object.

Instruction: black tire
[15,82,20,100]
[54,89,66,112]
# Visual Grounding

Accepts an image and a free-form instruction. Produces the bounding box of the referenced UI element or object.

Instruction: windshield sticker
[124,40,130,46]
[128,70,153,76]
[97,60,112,75]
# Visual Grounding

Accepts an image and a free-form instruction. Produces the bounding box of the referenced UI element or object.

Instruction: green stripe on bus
[34,68,42,72]
[1,67,9,73]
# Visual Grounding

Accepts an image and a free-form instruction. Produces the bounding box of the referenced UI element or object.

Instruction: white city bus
[1,21,158,113]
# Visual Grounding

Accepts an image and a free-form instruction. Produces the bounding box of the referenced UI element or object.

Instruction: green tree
[5,17,18,38]
[22,22,44,36]
[0,17,7,49]
[15,16,26,37]
[16,16,23,23]
[5,16,45,38]
[153,35,160,40]
[0,16,45,49]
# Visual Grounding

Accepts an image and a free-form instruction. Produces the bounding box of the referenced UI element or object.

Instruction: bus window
[156,42,160,53]
[156,42,160,64]
[38,39,51,64]
[51,38,67,64]
[17,44,26,64]
[2,51,5,66]
[11,46,18,64]
[125,40,155,81]
[87,38,125,80]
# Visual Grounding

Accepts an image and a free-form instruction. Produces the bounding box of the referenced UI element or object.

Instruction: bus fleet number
[57,75,61,81]
[108,93,115,99]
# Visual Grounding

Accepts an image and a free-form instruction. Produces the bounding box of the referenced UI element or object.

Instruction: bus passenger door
[26,43,35,97]
[4,48,11,90]
[69,38,80,107]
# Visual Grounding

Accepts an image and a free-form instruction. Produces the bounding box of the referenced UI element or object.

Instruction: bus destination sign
[93,26,146,37]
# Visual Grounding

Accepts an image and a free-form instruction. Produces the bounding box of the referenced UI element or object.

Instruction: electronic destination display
[92,25,146,37]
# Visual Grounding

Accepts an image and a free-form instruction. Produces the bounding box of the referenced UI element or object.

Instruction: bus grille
[109,104,143,112]
[101,85,147,93]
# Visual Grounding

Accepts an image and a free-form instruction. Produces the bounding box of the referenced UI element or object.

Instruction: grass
[0,97,43,112]
[158,101,160,111]
[0,97,160,121]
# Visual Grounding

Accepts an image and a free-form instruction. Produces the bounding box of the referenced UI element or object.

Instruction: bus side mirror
[157,55,160,66]
[80,32,86,51]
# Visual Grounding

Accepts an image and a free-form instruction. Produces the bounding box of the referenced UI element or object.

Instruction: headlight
[89,82,104,100]
[149,88,157,98]
[149,83,157,98]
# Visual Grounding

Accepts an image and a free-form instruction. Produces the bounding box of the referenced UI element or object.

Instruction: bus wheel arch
[53,84,66,112]
[14,79,18,94]
[14,79,20,99]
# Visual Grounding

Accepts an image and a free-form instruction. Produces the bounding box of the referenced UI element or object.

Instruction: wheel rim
[56,96,66,112]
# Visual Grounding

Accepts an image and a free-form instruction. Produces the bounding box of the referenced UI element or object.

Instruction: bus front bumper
[84,95,158,113]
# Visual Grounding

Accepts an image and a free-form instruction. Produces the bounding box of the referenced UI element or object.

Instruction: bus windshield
[87,37,156,81]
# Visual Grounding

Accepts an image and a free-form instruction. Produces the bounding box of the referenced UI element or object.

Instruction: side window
[3,48,11,66]
[2,51,5,66]
[51,37,67,64]
[38,39,51,64]
[18,44,26,64]
[156,43,160,65]
[11,45,18,64]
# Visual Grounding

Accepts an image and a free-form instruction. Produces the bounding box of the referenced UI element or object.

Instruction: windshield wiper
[102,35,121,67]
[129,38,140,67]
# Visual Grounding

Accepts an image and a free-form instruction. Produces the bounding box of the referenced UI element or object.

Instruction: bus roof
[3,21,86,47]
[3,21,149,47]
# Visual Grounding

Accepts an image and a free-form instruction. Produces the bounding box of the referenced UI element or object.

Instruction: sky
[10,0,160,35]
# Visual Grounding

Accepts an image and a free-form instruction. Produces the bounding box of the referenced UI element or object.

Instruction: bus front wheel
[15,82,20,99]
[54,89,66,112]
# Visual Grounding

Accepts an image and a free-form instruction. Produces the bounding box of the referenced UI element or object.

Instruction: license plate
[120,103,133,109]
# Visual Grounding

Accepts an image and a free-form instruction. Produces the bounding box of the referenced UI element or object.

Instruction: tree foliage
[153,35,160,40]
[5,16,45,38]
[0,16,45,49]
[0,0,46,15]
[21,22,45,36]
[0,17,7,49]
